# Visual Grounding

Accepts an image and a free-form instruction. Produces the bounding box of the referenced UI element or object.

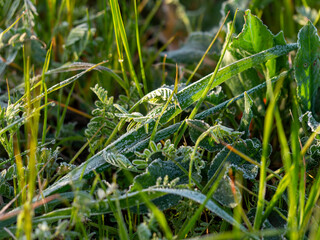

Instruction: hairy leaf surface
[294,21,320,114]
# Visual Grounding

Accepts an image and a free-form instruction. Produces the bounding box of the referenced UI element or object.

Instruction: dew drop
[303,62,308,68]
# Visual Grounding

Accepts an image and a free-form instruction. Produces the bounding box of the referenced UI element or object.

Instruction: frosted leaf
[208,138,270,180]
[212,176,241,208]
[102,150,138,172]
[299,111,320,133]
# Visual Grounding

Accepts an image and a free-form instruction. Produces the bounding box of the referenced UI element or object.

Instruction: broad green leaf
[0,48,18,77]
[228,10,287,107]
[294,21,320,114]
[265,31,288,78]
[0,164,16,181]
[272,31,288,73]
[238,92,254,138]
[64,23,96,60]
[40,44,297,197]
[231,10,274,54]
[188,120,223,152]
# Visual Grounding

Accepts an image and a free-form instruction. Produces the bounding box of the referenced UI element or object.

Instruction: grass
[1,0,320,239]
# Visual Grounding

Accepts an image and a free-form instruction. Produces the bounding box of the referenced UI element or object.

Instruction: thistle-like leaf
[85,84,116,152]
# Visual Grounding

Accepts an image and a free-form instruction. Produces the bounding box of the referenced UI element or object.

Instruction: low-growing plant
[1,0,320,239]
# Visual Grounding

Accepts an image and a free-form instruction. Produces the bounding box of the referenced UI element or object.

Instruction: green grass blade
[253,73,287,230]
[185,10,237,180]
[41,42,53,145]
[300,165,320,236]
[134,0,147,94]
[55,82,76,138]
[109,0,144,98]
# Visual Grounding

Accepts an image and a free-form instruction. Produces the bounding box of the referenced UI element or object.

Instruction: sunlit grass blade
[299,162,320,236]
[134,0,147,94]
[0,11,25,47]
[186,9,237,180]
[254,72,284,230]
[253,73,287,230]
[109,0,144,98]
[40,42,53,145]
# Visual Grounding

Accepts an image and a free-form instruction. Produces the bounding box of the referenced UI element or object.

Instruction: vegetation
[1,0,320,239]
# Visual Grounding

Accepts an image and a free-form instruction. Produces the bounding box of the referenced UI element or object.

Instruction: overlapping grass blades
[40,43,297,198]
[0,187,247,238]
